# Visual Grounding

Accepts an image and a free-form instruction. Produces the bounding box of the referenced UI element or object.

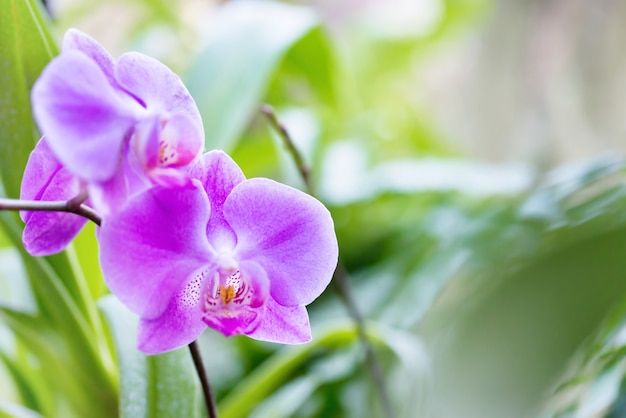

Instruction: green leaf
[219,320,424,418]
[185,0,319,152]
[0,0,57,199]
[0,400,43,418]
[99,295,200,418]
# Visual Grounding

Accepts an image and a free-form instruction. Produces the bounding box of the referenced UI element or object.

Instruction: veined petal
[20,138,62,219]
[32,51,141,181]
[133,112,202,184]
[190,151,245,250]
[132,113,161,170]
[22,168,87,256]
[246,298,312,344]
[98,182,213,319]
[239,260,270,309]
[160,113,203,167]
[137,285,207,355]
[225,178,338,306]
[191,151,246,212]
[62,29,119,90]
[87,165,129,217]
[115,52,203,137]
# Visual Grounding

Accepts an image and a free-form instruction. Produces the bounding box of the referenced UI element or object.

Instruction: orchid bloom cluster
[20,29,338,354]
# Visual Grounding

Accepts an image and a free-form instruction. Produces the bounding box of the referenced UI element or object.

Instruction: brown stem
[0,196,101,226]
[260,104,314,194]
[189,341,218,418]
[260,104,395,418]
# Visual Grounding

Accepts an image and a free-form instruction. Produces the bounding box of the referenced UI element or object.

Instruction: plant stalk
[189,340,218,418]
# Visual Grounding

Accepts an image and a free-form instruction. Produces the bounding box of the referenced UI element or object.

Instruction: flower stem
[189,341,218,418]
[260,105,314,194]
[0,197,102,226]
[260,104,395,418]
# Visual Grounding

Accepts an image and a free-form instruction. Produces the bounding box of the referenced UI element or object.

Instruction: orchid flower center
[158,138,176,166]
[157,115,180,167]
[211,270,249,307]
[203,267,252,312]
[201,264,264,336]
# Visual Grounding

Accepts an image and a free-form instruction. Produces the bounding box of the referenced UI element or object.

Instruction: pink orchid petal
[225,178,338,306]
[20,138,62,222]
[146,168,191,187]
[246,298,312,344]
[98,182,213,319]
[133,113,202,184]
[160,113,203,167]
[203,309,259,338]
[137,287,207,355]
[62,29,119,90]
[190,151,245,251]
[32,51,140,182]
[22,168,87,256]
[115,52,203,136]
[132,113,161,169]
[239,260,270,309]
[87,166,129,218]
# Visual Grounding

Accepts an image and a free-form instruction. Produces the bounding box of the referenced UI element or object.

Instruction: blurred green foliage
[3,0,626,417]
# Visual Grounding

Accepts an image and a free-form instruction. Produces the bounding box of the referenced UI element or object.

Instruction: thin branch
[260,104,314,194]
[260,105,395,418]
[189,341,218,418]
[0,197,102,226]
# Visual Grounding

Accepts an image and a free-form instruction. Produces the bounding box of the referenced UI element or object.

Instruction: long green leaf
[99,295,200,418]
[0,0,56,199]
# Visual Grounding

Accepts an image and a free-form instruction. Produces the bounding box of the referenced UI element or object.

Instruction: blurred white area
[321,140,532,204]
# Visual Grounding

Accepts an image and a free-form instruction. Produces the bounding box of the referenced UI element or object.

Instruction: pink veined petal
[137,282,208,355]
[160,112,203,167]
[190,151,246,213]
[20,137,63,222]
[239,260,270,309]
[189,151,245,251]
[120,141,153,198]
[225,178,338,306]
[32,50,141,182]
[62,29,119,90]
[22,168,88,256]
[145,167,190,187]
[87,164,129,218]
[132,112,201,183]
[245,298,312,344]
[115,52,203,137]
[132,113,161,170]
[98,181,213,319]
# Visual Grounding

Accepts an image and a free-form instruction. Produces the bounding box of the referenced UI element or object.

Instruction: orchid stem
[260,104,395,418]
[189,341,218,418]
[260,104,314,195]
[0,197,102,226]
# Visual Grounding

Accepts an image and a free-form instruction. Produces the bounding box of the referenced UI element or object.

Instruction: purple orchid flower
[32,29,204,209]
[98,151,338,354]
[21,29,203,255]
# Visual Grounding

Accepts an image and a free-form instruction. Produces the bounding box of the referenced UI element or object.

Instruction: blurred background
[4,0,626,417]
